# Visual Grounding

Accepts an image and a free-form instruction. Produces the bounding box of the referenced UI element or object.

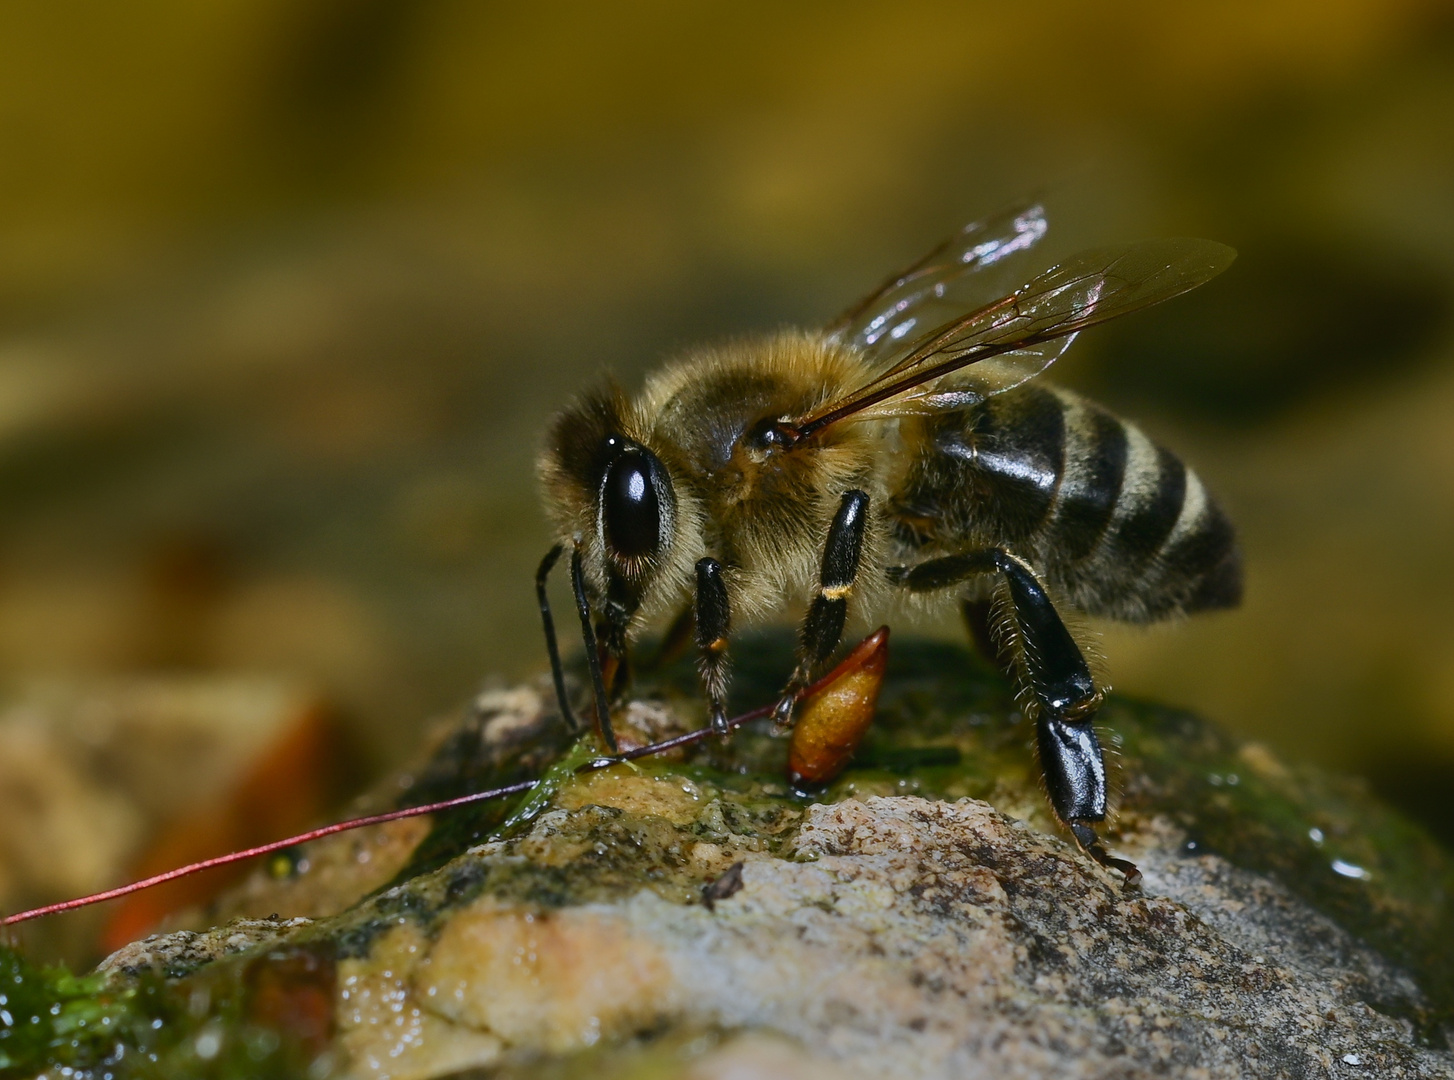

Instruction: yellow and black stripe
[891,385,1241,623]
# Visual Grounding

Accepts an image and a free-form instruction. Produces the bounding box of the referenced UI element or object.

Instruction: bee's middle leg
[772,489,871,727]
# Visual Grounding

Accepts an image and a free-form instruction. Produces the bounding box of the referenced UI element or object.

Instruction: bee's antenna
[535,544,579,733]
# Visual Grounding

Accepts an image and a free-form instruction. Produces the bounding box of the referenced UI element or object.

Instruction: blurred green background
[3,0,1454,891]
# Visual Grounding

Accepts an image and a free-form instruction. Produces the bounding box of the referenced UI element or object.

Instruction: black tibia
[892,548,1097,718]
[569,546,618,753]
[891,546,1137,883]
[773,490,870,725]
[695,558,732,735]
[535,544,578,732]
[997,553,1097,719]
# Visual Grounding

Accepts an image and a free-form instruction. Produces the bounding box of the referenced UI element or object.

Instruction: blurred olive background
[4,0,1454,945]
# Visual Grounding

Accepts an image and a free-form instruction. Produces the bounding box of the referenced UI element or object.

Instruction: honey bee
[535,204,1240,877]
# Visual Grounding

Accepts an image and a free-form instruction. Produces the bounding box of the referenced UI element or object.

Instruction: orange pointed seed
[788,627,889,788]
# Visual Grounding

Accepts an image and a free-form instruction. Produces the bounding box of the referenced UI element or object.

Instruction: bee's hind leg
[889,548,1141,887]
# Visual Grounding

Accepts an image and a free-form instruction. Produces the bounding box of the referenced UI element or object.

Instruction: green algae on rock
[0,924,337,1079]
[7,633,1454,1078]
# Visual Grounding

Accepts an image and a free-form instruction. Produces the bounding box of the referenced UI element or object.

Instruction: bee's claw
[1070,822,1142,889]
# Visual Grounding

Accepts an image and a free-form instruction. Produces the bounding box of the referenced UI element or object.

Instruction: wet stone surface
[6,633,1454,1079]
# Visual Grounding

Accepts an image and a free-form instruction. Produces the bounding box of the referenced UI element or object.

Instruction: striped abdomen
[889,385,1241,622]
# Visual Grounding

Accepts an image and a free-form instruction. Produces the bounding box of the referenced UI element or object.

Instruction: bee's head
[538,386,693,629]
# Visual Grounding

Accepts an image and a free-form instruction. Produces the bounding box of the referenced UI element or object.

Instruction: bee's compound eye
[603,449,662,559]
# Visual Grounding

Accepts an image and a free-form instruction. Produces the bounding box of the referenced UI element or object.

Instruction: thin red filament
[1,699,780,927]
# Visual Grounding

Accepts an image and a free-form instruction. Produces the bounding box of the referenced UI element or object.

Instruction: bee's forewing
[826,203,1048,366]
[800,238,1236,434]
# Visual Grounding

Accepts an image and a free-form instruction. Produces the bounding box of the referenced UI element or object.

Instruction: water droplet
[1308,827,1324,845]
[194,1030,222,1060]
[1331,859,1370,880]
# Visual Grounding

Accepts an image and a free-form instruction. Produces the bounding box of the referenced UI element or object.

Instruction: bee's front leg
[694,557,732,735]
[772,489,870,728]
[568,545,618,753]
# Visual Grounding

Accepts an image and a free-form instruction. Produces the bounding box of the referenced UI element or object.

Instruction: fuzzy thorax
[538,331,891,636]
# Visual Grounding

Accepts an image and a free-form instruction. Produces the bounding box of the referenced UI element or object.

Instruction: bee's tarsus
[1038,713,1107,822]
[1071,822,1143,889]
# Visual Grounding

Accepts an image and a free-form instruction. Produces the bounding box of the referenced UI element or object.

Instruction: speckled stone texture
[90,641,1454,1079]
[312,792,1448,1080]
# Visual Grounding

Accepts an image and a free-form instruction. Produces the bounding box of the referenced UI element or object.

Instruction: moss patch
[0,938,335,1079]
